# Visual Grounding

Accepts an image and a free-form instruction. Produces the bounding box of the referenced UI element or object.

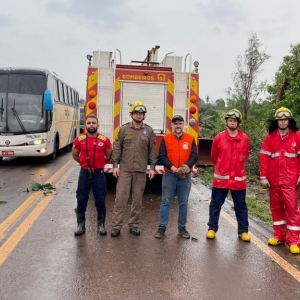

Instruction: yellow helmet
[274,106,293,119]
[129,101,147,113]
[225,108,242,123]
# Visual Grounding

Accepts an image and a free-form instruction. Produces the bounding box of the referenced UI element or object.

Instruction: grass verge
[246,197,272,225]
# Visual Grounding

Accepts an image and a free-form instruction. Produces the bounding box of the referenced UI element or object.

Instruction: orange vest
[163,133,194,172]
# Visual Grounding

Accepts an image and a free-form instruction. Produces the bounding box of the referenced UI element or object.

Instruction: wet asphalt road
[0,150,300,300]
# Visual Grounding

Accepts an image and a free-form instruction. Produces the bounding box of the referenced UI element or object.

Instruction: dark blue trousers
[76,168,106,217]
[208,187,249,234]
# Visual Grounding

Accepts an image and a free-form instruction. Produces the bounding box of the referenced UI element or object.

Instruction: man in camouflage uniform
[111,101,158,237]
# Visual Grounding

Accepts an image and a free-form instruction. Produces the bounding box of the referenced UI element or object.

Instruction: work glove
[297,176,300,186]
[175,167,186,179]
[261,179,270,189]
[181,164,190,174]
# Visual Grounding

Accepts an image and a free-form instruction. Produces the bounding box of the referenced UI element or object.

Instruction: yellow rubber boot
[289,245,300,254]
[206,230,216,239]
[238,232,251,242]
[268,238,284,246]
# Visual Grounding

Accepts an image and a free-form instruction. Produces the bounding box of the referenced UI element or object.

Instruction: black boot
[74,212,86,236]
[97,214,107,235]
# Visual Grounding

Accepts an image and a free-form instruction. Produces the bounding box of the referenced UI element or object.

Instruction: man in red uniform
[206,109,251,242]
[72,114,112,236]
[260,107,300,254]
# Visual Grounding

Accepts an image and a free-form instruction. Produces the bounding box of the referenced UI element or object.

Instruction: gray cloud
[0,14,12,28]
[195,0,247,31]
[46,0,132,30]
[0,0,299,101]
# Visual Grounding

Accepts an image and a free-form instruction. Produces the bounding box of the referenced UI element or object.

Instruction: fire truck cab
[84,46,201,174]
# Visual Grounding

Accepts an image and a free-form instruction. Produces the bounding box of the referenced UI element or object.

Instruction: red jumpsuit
[260,130,300,246]
[211,129,249,190]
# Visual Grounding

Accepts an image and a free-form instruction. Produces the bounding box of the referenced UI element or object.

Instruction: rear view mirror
[44,89,53,111]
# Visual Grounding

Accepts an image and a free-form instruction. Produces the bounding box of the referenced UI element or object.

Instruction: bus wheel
[49,138,59,160]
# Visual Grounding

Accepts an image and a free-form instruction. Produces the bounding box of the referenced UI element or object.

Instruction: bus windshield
[0,73,47,133]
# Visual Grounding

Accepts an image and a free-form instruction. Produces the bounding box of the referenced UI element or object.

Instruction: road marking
[0,159,73,241]
[0,165,76,266]
[191,185,300,283]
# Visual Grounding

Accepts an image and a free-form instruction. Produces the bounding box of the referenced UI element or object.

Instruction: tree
[215,98,226,110]
[268,43,300,120]
[199,107,222,138]
[232,33,270,121]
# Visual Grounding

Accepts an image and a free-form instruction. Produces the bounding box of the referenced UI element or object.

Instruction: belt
[81,168,104,171]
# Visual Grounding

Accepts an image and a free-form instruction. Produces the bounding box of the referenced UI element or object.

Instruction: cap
[171,115,184,122]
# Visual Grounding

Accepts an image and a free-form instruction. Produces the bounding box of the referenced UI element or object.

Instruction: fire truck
[84,46,211,175]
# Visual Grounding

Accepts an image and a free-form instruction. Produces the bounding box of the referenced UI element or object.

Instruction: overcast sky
[1,0,299,102]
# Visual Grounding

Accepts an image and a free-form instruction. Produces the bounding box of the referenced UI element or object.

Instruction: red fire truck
[84,46,209,174]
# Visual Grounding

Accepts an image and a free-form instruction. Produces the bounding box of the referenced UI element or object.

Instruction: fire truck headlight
[189,118,196,126]
[27,139,47,145]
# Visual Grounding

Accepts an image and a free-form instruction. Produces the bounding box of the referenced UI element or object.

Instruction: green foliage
[246,197,272,225]
[26,182,56,196]
[268,43,300,122]
[197,167,213,188]
[241,100,274,176]
[0,200,7,205]
[215,99,226,110]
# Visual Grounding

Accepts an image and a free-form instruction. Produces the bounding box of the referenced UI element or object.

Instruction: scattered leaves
[191,237,198,242]
[26,182,56,196]
[0,200,7,205]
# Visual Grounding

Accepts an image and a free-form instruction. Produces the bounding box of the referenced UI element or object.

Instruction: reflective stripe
[285,152,298,158]
[234,176,246,181]
[264,152,297,158]
[273,220,286,226]
[214,173,230,180]
[287,225,300,231]
[260,150,271,156]
[214,174,246,181]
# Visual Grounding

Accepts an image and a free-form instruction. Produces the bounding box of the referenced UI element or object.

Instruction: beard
[86,127,97,134]
[174,127,183,135]
[227,125,238,131]
[132,118,143,123]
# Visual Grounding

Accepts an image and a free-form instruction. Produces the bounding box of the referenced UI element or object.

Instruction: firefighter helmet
[225,108,242,123]
[129,101,147,113]
[274,106,293,119]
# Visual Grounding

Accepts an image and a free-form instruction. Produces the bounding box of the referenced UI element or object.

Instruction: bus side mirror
[44,89,53,111]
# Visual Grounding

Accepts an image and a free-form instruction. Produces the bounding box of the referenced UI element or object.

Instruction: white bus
[0,68,80,161]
